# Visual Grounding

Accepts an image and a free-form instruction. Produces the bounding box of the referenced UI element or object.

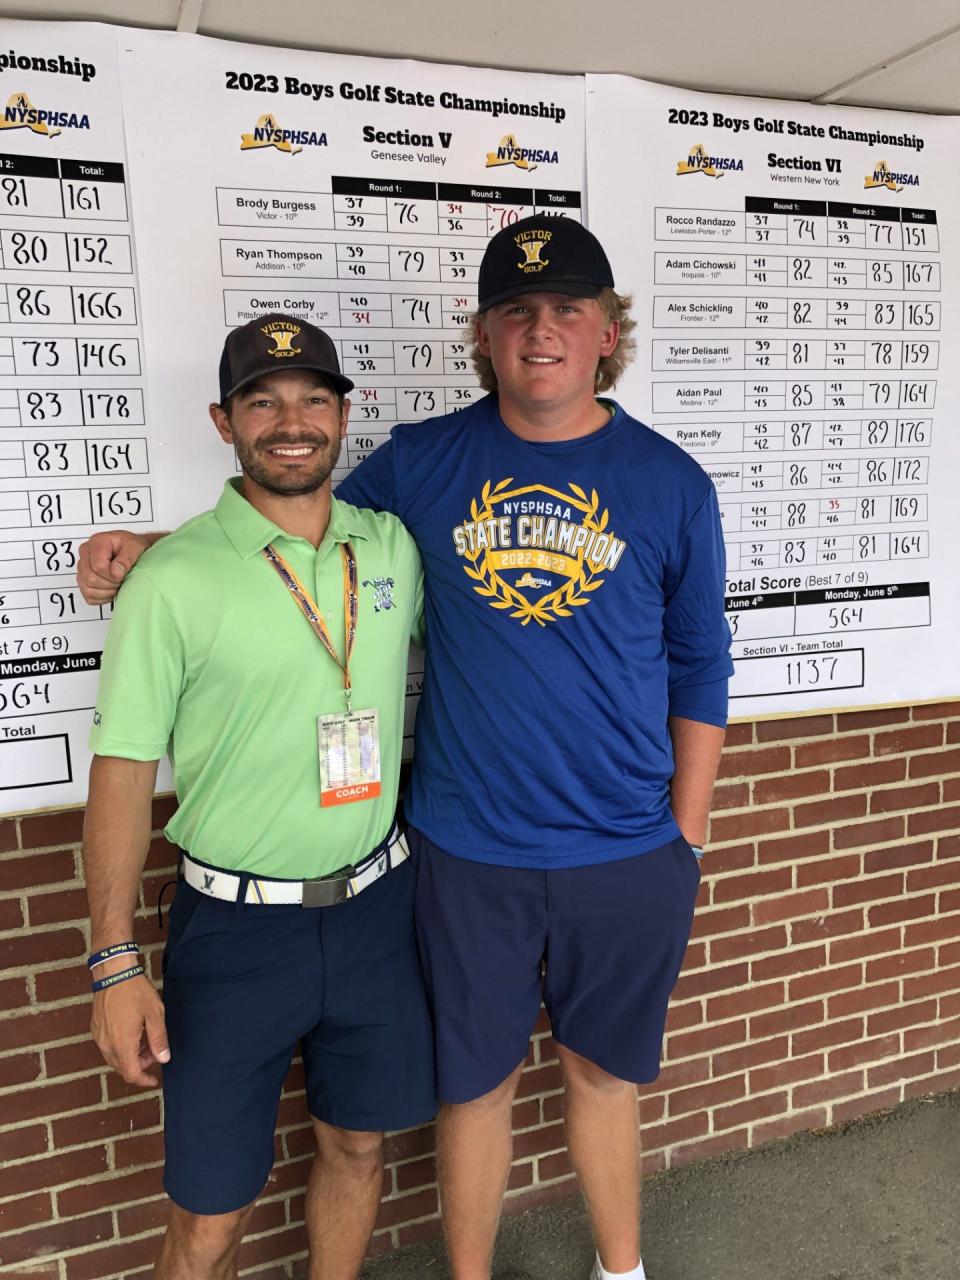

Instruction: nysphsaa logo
[0,91,90,138]
[676,143,743,178]
[864,158,918,192]
[240,113,328,155]
[485,133,558,173]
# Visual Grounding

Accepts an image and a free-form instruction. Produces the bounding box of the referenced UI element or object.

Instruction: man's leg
[557,1044,641,1275]
[304,1121,385,1280]
[154,1202,255,1280]
[300,858,436,1276]
[438,1061,525,1280]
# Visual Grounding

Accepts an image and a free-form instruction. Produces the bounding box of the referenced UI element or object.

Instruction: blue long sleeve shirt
[337,395,732,868]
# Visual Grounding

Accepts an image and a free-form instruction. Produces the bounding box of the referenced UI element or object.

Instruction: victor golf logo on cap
[515,227,552,273]
[261,319,302,357]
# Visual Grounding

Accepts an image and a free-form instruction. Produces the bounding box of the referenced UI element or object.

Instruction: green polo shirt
[89,480,423,878]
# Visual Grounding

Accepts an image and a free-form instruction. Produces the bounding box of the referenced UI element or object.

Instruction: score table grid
[0,144,149,790]
[215,175,582,475]
[649,195,939,699]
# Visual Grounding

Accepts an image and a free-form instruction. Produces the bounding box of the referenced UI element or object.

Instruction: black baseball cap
[218,313,354,402]
[477,214,615,313]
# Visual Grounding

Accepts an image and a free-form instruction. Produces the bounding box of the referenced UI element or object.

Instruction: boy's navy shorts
[160,857,436,1215]
[409,828,701,1104]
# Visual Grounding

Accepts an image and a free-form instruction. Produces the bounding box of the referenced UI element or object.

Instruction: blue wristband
[91,963,145,993]
[88,942,139,970]
[690,845,705,860]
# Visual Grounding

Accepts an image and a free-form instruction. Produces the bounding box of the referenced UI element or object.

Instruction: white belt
[180,826,409,907]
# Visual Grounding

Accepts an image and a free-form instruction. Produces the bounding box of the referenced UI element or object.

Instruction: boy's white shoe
[591,1256,647,1280]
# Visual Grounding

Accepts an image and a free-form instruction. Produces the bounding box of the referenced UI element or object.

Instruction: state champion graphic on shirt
[451,479,627,626]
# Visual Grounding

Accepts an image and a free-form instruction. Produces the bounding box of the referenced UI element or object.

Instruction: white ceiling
[3,0,960,115]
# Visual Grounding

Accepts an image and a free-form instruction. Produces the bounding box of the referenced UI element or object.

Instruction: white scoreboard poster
[0,20,586,813]
[0,21,150,811]
[586,76,960,717]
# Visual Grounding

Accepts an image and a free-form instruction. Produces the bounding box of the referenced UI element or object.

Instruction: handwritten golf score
[0,21,151,810]
[586,76,960,717]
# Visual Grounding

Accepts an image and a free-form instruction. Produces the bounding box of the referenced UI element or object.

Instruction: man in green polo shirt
[82,315,435,1280]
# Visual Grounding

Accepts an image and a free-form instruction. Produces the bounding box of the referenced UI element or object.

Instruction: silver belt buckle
[301,862,357,908]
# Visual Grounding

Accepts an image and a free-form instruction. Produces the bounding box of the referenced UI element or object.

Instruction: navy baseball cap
[219,313,354,402]
[477,214,615,313]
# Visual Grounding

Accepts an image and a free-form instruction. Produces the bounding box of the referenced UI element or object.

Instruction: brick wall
[2,701,959,1278]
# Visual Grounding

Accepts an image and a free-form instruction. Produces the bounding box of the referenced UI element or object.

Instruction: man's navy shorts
[409,828,701,1103]
[160,857,436,1215]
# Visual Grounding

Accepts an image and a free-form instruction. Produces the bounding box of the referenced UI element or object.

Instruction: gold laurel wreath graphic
[461,479,609,626]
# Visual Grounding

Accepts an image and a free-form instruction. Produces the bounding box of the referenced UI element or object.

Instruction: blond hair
[470,288,637,396]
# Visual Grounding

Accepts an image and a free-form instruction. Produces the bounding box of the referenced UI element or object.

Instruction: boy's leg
[557,1044,641,1275]
[545,837,702,1277]
[410,828,547,1280]
[438,1063,526,1280]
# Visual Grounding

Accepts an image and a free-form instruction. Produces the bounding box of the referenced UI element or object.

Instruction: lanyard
[263,541,358,712]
